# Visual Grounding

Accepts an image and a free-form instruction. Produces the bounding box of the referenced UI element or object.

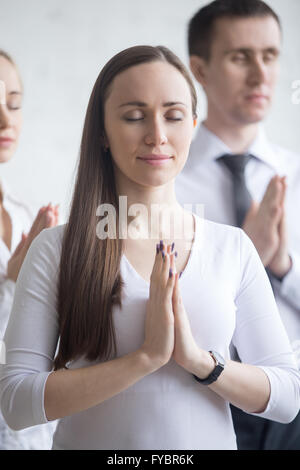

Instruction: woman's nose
[0,81,11,129]
[0,104,12,129]
[144,118,168,146]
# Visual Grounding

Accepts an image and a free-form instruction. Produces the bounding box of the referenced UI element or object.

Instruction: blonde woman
[0,50,58,449]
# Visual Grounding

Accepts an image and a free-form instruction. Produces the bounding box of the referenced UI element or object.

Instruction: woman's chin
[0,150,14,164]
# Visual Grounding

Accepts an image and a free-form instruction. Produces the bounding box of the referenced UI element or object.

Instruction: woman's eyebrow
[118,101,187,108]
[8,91,22,96]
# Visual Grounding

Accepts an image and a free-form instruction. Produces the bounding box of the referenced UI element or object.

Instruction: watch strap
[192,351,225,385]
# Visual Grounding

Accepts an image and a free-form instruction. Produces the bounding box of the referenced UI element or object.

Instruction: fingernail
[156,244,159,254]
[162,250,165,260]
[179,271,183,278]
[159,240,163,251]
[169,268,173,278]
[171,242,175,252]
[175,251,178,258]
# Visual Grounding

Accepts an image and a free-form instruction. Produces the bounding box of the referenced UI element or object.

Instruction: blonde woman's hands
[6,203,59,282]
[140,242,176,368]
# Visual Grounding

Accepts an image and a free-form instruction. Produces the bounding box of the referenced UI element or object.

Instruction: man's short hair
[188,0,281,61]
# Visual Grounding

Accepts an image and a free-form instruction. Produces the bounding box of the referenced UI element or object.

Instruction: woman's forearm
[191,351,270,414]
[44,349,157,421]
[210,360,270,413]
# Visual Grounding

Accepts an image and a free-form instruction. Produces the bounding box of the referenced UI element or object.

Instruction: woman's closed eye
[7,100,22,111]
[123,109,185,122]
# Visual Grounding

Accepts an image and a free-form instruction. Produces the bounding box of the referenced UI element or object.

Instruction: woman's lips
[137,154,173,166]
[0,138,14,148]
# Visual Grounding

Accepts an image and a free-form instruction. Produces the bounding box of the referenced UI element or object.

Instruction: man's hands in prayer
[243,175,292,279]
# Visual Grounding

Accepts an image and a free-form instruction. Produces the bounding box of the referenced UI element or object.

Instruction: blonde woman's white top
[0,179,56,450]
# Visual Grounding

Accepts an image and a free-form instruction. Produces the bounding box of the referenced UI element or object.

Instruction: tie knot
[218,153,252,175]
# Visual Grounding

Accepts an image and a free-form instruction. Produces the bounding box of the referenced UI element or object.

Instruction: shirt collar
[0,178,8,204]
[0,178,22,211]
[191,122,282,173]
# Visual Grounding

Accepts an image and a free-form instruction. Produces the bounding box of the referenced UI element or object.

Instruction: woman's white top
[0,214,299,450]
[0,179,33,339]
[0,179,56,450]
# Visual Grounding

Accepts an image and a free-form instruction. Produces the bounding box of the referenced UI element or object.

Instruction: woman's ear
[189,55,208,88]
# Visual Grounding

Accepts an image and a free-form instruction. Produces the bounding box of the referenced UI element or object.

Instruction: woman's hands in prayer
[7,203,59,282]
[141,241,176,368]
[142,241,215,379]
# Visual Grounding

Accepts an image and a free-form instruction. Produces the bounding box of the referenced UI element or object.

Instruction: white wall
[1,0,299,222]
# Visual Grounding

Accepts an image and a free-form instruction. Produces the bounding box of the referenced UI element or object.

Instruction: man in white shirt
[176,0,300,450]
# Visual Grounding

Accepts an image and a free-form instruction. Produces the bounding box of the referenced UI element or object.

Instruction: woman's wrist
[188,349,215,380]
[136,347,165,374]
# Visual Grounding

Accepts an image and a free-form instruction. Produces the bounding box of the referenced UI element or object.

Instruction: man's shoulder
[270,141,300,173]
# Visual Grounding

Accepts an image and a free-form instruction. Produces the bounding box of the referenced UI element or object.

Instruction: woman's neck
[115,175,186,241]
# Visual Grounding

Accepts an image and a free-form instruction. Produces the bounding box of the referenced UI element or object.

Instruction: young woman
[0,45,299,450]
[0,50,58,449]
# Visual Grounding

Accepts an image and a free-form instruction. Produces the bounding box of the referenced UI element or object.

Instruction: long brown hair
[54,45,198,370]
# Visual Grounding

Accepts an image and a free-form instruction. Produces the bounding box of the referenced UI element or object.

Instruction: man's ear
[189,55,208,87]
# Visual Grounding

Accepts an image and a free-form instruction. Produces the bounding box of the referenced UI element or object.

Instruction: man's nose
[144,117,168,146]
[247,57,268,86]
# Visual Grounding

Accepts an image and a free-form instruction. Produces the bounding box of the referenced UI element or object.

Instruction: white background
[1,0,300,222]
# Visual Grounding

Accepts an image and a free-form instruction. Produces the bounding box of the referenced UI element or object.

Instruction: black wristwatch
[192,351,225,385]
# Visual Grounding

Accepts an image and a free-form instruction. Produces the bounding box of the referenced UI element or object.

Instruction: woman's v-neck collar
[122,213,200,287]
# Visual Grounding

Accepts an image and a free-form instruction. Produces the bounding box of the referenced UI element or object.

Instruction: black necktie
[218,153,252,227]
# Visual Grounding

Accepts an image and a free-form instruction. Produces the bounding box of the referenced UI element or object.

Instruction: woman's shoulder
[29,224,66,259]
[193,214,254,259]
[194,214,242,242]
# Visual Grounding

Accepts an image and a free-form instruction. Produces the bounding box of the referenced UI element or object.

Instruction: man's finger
[243,200,259,226]
[261,175,282,207]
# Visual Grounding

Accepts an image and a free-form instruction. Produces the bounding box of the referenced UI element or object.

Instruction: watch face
[211,351,225,368]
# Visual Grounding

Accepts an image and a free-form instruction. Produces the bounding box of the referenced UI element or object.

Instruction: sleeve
[0,278,16,339]
[231,229,300,424]
[0,227,60,431]
[270,250,300,312]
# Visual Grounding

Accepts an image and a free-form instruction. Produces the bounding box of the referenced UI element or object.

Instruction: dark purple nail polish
[159,240,163,251]
[162,250,165,260]
[179,271,183,278]
[175,251,178,258]
[171,242,175,252]
[169,268,173,278]
[156,244,159,254]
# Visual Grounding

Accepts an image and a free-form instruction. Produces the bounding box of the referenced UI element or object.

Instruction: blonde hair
[0,49,23,91]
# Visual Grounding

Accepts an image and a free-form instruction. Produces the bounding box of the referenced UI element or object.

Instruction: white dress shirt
[176,124,300,368]
[0,179,56,450]
[0,217,299,450]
